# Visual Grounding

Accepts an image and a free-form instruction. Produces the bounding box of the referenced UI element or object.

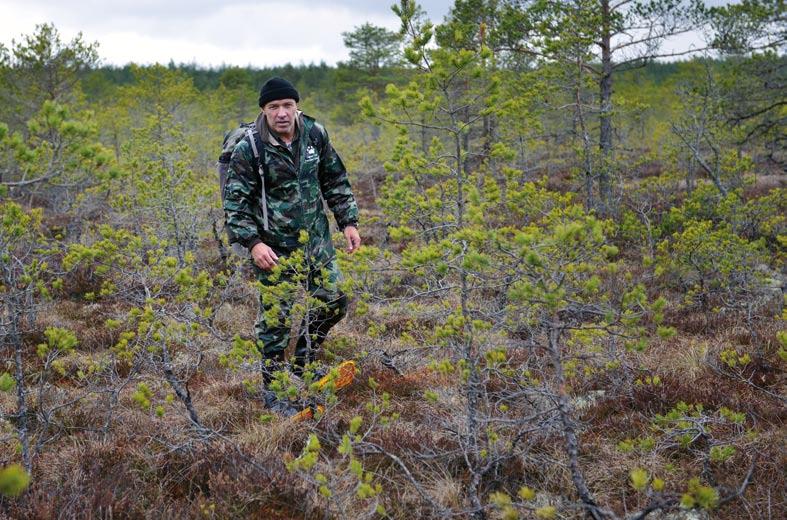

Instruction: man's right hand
[251,242,278,271]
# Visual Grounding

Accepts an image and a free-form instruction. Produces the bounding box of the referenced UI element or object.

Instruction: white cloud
[0,0,419,67]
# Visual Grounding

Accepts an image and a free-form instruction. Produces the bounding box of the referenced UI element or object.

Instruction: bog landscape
[0,1,784,518]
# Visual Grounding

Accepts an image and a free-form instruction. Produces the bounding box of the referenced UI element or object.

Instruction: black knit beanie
[258,77,300,108]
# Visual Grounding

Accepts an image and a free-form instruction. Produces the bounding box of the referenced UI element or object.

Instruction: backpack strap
[246,128,269,232]
[246,127,259,159]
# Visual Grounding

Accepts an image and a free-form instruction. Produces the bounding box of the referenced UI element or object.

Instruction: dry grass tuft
[213,301,255,336]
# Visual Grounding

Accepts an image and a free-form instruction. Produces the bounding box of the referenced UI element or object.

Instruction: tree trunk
[455,113,484,519]
[161,340,204,432]
[10,296,32,473]
[598,0,614,214]
[548,320,604,520]
[576,53,595,209]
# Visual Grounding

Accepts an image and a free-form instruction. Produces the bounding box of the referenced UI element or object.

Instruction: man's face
[263,98,297,138]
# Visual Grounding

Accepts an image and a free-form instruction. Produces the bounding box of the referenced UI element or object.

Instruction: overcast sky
[1,0,733,68]
[0,0,453,67]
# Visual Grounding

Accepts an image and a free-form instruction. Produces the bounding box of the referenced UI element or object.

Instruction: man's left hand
[343,226,361,253]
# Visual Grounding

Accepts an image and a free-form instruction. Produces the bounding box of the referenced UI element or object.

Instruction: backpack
[217,119,325,245]
[217,122,268,246]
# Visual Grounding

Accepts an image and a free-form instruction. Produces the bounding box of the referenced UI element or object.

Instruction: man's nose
[276,108,288,119]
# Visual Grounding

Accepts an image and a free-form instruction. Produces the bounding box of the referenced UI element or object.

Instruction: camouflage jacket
[223,111,359,259]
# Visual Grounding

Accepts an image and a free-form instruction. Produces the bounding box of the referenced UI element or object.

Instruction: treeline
[77,57,716,142]
[82,59,686,95]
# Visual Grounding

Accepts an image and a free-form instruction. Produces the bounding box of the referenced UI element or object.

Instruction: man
[223,77,360,389]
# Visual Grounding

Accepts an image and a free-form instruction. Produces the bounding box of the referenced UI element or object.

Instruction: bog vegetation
[1,1,784,518]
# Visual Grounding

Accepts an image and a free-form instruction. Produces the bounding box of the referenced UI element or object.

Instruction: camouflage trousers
[253,246,347,367]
